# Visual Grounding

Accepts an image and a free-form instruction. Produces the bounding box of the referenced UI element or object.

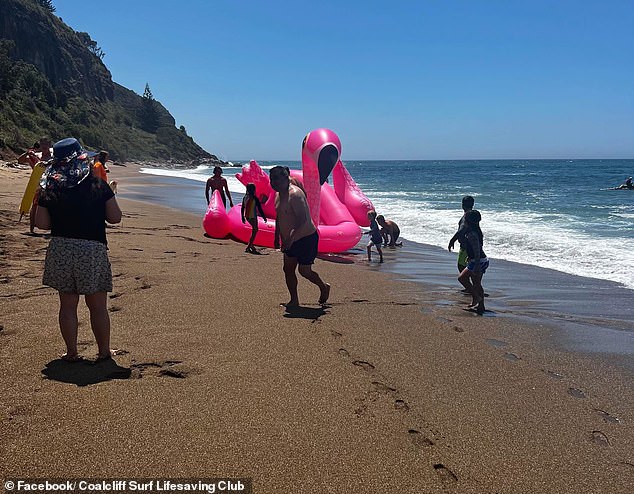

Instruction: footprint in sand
[130,360,187,379]
[485,338,508,348]
[353,360,375,372]
[591,430,610,447]
[158,368,187,378]
[394,399,409,411]
[433,463,458,484]
[568,387,586,399]
[108,305,122,313]
[338,348,350,358]
[595,409,621,424]
[435,316,453,323]
[544,369,565,380]
[409,429,435,448]
[371,381,396,394]
[504,352,521,362]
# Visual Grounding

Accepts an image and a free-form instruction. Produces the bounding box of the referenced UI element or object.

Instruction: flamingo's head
[302,128,341,185]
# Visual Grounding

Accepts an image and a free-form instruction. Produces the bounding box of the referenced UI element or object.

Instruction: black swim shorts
[283,231,319,265]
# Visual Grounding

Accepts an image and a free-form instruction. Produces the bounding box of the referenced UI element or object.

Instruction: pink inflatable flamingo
[203,129,375,252]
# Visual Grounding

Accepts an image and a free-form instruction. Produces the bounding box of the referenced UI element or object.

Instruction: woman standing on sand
[36,138,122,361]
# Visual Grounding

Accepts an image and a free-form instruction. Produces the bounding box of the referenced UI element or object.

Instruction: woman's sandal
[60,353,84,363]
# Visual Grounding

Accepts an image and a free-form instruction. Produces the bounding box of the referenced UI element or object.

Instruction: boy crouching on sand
[365,210,384,263]
[241,183,267,254]
[376,214,402,247]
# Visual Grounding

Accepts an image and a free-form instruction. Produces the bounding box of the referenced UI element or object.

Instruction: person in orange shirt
[92,150,109,182]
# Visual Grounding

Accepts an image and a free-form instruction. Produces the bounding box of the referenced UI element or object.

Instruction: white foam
[367,194,634,290]
[140,166,246,194]
[138,165,634,290]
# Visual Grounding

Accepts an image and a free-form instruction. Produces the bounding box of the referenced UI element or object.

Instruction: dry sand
[1,163,632,493]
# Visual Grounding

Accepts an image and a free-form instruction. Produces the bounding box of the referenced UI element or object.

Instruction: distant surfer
[612,177,633,190]
[205,166,234,208]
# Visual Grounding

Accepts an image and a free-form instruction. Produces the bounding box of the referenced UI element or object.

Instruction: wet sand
[123,168,634,370]
[1,163,633,493]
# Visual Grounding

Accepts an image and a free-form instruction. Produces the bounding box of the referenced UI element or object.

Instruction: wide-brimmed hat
[40,138,96,190]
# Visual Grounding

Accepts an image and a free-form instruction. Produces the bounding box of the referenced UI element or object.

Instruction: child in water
[241,183,267,254]
[457,210,488,314]
[365,210,384,263]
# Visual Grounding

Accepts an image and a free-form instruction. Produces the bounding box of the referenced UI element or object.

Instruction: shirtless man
[18,137,52,169]
[205,166,234,208]
[376,214,402,247]
[269,166,330,307]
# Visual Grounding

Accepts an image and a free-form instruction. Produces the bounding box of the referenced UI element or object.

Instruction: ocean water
[140,159,634,290]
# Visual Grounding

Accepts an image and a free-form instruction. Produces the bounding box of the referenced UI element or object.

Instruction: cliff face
[0,0,218,164]
[0,0,113,101]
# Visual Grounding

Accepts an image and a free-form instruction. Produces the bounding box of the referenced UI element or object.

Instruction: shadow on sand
[42,358,131,386]
[283,305,328,320]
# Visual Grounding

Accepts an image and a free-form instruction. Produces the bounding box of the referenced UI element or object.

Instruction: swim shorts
[466,257,489,274]
[283,231,319,265]
[43,237,113,294]
[457,248,468,270]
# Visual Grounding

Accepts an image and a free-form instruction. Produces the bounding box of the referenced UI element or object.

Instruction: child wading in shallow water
[241,183,267,254]
[365,210,384,263]
[457,210,489,314]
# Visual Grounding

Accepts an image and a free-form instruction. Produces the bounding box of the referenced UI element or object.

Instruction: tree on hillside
[35,0,56,13]
[138,83,159,133]
[77,32,105,60]
[0,40,16,96]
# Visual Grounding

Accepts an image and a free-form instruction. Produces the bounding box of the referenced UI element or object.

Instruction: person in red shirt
[92,150,109,182]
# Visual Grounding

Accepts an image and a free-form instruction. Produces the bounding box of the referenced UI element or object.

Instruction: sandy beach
[1,163,632,493]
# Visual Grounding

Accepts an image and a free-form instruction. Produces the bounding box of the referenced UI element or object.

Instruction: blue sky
[54,0,633,160]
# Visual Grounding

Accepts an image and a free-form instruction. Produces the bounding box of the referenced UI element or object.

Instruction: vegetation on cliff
[0,0,219,164]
